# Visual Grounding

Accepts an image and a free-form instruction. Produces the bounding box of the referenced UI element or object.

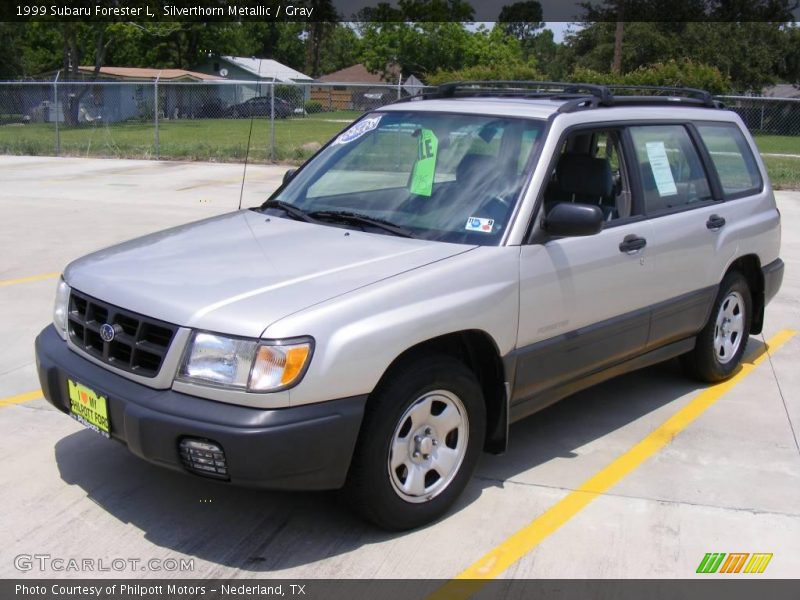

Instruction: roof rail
[398,80,723,111]
[438,80,613,104]
[603,84,717,107]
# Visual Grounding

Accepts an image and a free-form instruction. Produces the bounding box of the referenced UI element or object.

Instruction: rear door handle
[619,234,647,254]
[707,214,726,230]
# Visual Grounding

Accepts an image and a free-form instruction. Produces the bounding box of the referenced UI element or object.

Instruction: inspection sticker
[332,115,382,145]
[466,217,494,233]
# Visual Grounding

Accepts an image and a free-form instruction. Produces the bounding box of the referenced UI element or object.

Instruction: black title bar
[5,579,800,600]
[1,0,799,22]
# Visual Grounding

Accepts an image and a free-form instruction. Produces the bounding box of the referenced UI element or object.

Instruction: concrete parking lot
[1,156,798,581]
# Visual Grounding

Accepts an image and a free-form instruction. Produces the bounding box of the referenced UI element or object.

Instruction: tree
[242,22,306,71]
[356,0,478,78]
[354,0,543,81]
[110,23,253,70]
[0,24,25,79]
[498,1,544,42]
[777,24,800,85]
[59,23,115,125]
[303,0,338,77]
[528,29,574,80]
[317,25,364,76]
[566,20,795,91]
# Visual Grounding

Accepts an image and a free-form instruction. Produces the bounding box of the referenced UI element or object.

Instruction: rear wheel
[344,355,485,530]
[682,271,751,382]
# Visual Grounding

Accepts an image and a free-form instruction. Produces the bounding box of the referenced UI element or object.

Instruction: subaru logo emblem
[100,323,116,343]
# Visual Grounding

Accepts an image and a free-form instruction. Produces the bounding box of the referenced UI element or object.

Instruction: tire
[681,271,752,383]
[344,355,486,530]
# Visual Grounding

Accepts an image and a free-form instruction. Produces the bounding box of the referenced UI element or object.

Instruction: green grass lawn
[0,113,361,163]
[1,116,798,188]
[753,134,800,155]
[763,156,800,189]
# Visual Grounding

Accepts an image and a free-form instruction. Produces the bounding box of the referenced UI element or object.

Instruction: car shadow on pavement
[53,339,766,573]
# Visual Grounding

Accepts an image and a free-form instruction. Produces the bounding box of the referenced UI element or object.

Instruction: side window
[543,128,632,222]
[696,123,762,197]
[629,125,712,214]
[517,127,542,174]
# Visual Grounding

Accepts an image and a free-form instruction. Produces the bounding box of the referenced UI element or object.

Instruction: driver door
[513,127,661,411]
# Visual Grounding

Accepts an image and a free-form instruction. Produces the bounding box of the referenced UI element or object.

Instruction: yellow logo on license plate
[68,379,110,438]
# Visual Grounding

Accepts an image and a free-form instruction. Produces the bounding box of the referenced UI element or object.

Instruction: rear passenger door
[626,124,737,349]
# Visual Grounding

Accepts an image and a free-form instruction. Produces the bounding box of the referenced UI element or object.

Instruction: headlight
[53,277,71,339]
[176,332,313,392]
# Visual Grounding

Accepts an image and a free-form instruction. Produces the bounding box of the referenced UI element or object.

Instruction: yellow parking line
[0,272,59,287]
[432,329,796,599]
[0,390,43,408]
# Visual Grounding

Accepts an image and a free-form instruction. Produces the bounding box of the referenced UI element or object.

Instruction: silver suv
[36,82,784,530]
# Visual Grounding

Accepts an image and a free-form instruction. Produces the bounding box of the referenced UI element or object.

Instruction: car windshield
[263,111,545,245]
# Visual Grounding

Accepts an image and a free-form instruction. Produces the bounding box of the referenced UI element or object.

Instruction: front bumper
[35,325,366,490]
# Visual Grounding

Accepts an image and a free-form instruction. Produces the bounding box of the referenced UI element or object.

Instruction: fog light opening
[179,438,229,480]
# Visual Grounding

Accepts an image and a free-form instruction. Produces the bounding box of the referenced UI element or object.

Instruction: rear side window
[696,123,762,197]
[629,125,713,214]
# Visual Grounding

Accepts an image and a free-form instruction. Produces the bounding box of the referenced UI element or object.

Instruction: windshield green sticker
[409,128,438,196]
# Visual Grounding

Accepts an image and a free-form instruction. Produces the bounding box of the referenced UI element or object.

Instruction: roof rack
[399,80,724,111]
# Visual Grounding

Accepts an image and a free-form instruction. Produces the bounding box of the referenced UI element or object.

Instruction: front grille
[67,289,177,378]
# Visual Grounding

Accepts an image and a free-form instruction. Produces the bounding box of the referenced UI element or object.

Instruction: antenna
[238,58,262,210]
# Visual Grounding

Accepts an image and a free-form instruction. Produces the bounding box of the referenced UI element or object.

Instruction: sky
[546,22,574,43]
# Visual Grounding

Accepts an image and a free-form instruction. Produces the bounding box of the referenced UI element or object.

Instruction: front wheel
[682,271,751,382]
[344,355,485,530]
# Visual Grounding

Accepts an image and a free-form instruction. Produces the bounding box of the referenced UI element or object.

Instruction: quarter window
[629,125,713,214]
[697,123,762,197]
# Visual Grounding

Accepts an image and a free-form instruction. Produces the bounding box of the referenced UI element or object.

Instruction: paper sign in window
[409,129,438,197]
[645,141,678,197]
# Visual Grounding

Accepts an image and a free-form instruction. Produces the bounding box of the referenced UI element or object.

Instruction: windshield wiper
[260,199,316,223]
[308,211,417,238]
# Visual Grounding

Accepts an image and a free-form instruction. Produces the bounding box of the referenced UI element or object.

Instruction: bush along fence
[0,80,797,163]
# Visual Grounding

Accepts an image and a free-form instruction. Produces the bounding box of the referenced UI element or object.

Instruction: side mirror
[283,169,297,185]
[544,202,604,237]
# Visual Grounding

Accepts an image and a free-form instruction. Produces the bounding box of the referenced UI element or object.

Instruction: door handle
[619,234,647,254]
[706,214,726,230]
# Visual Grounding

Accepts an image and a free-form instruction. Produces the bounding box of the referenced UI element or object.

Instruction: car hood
[64,210,476,338]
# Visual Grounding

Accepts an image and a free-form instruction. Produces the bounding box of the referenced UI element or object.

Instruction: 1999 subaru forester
[36,82,784,530]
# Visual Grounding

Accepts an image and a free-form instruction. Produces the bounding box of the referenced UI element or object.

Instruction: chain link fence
[717,95,800,138]
[1,81,798,163]
[0,79,428,162]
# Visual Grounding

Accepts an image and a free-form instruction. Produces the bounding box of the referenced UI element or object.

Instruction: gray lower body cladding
[505,258,783,422]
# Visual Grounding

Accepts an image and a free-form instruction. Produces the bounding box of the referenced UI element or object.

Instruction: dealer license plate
[67,379,110,438]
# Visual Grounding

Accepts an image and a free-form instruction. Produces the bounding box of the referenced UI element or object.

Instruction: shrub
[426,64,543,86]
[304,101,324,114]
[571,60,731,94]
